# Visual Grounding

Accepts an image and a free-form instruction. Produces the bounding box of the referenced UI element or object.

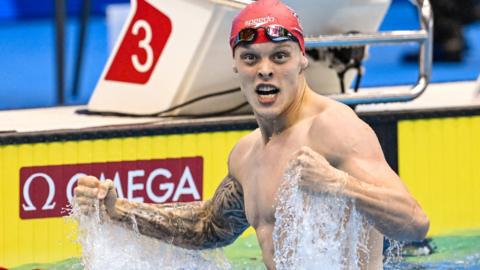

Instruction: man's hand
[290,146,348,194]
[74,176,119,218]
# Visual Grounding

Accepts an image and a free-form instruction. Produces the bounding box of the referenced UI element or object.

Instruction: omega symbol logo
[22,173,57,211]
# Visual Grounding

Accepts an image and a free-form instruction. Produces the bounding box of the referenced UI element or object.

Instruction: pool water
[11,230,480,270]
[388,230,480,270]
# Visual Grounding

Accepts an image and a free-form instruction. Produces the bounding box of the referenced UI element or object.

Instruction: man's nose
[257,60,273,80]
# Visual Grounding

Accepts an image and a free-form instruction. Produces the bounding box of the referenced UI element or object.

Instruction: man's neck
[256,82,312,144]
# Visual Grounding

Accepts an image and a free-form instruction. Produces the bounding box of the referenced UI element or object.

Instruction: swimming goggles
[232,25,299,49]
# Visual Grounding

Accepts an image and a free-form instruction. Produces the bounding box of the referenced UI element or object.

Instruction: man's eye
[273,52,289,62]
[241,54,257,63]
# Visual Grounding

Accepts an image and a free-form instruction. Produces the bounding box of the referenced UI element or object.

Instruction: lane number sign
[105,0,172,84]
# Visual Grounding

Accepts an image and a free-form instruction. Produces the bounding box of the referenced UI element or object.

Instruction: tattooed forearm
[110,175,249,249]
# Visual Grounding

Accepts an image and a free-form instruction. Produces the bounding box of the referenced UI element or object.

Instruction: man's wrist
[106,198,124,220]
[333,169,349,194]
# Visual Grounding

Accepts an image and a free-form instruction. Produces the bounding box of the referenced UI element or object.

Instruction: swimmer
[74,0,429,268]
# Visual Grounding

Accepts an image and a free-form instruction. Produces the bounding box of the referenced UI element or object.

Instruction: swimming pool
[10,230,480,270]
[391,231,480,270]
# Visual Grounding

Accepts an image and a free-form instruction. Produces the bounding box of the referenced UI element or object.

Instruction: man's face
[233,41,306,119]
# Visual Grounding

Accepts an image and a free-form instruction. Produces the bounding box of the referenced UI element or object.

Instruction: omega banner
[19,157,203,219]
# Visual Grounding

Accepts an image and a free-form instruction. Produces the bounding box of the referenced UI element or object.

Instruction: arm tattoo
[111,175,249,249]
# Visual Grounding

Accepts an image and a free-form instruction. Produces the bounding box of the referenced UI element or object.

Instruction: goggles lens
[265,25,293,41]
[237,28,257,44]
[233,25,297,49]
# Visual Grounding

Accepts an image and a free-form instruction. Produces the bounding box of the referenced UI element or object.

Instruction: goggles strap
[234,26,297,49]
[254,28,270,44]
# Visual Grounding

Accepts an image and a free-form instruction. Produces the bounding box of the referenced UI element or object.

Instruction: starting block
[88,0,427,116]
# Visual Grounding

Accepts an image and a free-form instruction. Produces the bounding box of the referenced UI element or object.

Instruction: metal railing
[213,0,433,105]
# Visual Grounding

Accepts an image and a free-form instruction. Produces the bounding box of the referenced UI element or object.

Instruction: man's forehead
[237,41,298,53]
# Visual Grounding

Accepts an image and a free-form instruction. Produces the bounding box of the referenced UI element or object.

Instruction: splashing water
[70,201,231,270]
[273,166,373,270]
[383,239,405,270]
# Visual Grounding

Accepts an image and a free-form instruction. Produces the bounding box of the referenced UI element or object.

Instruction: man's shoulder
[308,100,376,157]
[310,100,361,132]
[232,128,260,153]
[227,129,260,177]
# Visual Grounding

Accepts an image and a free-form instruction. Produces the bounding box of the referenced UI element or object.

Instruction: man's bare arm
[110,175,249,249]
[339,156,429,242]
[333,116,429,241]
[304,106,429,241]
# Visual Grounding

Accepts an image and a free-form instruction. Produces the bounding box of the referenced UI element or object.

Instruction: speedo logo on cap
[245,16,275,28]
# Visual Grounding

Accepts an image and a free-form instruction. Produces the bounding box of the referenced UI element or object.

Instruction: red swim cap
[230,0,305,54]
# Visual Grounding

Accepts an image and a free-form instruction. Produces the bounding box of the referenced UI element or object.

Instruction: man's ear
[301,56,309,71]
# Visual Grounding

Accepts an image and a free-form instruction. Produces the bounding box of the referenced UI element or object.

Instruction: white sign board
[89,0,390,116]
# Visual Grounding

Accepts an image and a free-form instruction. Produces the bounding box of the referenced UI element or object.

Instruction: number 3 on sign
[105,0,172,84]
[131,20,153,73]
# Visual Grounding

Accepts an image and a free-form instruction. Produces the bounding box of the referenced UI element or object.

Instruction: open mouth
[255,84,280,104]
[256,84,280,96]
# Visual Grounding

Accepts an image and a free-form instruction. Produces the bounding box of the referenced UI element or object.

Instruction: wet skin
[74,41,429,270]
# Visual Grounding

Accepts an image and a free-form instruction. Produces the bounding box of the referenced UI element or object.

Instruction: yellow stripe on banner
[18,144,33,265]
[32,143,49,263]
[0,146,4,263]
[91,139,108,163]
[151,135,168,160]
[122,137,137,162]
[137,136,153,160]
[198,132,214,199]
[4,145,19,267]
[472,118,480,227]
[0,145,8,265]
[182,134,197,157]
[398,116,480,236]
[107,138,123,162]
[63,141,82,259]
[46,142,62,263]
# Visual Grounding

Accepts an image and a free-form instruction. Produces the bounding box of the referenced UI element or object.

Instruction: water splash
[273,166,372,270]
[383,239,405,270]
[70,200,231,270]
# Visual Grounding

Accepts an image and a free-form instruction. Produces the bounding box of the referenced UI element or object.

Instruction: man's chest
[239,137,308,228]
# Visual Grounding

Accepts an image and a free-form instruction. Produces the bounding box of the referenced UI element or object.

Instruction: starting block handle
[318,0,433,105]
[213,0,433,105]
